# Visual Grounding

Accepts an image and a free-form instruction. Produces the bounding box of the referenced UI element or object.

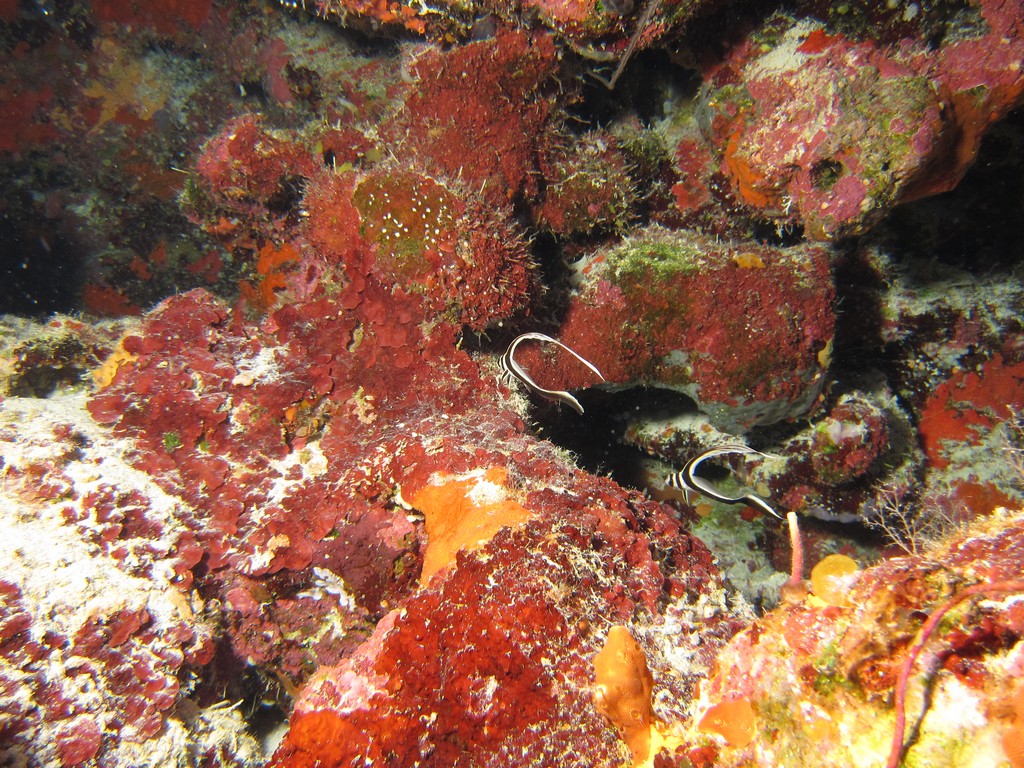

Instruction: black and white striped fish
[666,443,782,519]
[499,332,604,415]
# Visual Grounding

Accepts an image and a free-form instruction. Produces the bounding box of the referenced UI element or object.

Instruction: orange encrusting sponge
[411,467,533,585]
[593,625,655,765]
[1003,682,1024,768]
[810,553,860,606]
[697,698,757,748]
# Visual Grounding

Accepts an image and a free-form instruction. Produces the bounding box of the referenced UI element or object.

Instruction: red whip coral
[688,509,1024,767]
[886,578,1024,768]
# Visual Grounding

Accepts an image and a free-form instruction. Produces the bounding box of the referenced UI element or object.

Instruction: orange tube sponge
[593,625,655,765]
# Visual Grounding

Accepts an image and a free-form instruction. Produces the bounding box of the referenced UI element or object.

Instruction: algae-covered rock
[524,226,834,430]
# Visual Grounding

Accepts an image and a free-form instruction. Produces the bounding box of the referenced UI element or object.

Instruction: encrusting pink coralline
[681,4,1024,240]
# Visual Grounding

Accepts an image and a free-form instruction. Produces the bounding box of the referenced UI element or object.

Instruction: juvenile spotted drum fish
[499,332,604,415]
[666,443,782,519]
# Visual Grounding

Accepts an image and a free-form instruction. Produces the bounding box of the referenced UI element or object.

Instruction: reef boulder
[694,4,1024,241]
[526,227,834,430]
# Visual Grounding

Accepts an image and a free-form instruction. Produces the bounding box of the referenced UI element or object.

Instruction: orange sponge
[411,467,533,584]
[810,553,860,606]
[697,698,757,748]
[593,625,655,764]
[1004,682,1024,768]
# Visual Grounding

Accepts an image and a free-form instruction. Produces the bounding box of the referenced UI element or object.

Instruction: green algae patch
[607,231,704,290]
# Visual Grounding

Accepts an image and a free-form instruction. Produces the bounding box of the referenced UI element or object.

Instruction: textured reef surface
[3,0,1024,767]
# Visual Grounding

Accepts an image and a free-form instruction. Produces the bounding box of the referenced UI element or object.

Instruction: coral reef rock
[528,226,834,431]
